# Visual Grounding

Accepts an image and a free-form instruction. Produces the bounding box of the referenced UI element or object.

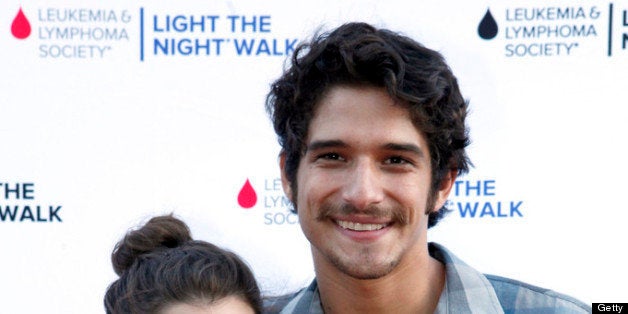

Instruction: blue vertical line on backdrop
[140,7,145,61]
[608,3,613,56]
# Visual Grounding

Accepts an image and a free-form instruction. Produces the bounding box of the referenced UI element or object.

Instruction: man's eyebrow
[382,143,425,158]
[305,141,425,157]
[306,140,347,152]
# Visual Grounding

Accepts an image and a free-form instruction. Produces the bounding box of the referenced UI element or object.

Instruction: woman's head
[104,215,262,314]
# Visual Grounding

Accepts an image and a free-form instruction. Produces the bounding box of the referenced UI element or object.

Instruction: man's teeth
[337,220,386,231]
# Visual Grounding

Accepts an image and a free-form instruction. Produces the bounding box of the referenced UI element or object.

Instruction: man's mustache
[316,201,408,225]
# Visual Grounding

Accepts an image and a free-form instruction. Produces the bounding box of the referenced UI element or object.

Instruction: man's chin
[328,255,398,280]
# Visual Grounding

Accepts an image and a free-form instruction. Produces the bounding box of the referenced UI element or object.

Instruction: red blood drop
[11,7,32,40]
[237,179,257,209]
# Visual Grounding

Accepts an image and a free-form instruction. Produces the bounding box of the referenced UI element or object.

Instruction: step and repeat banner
[2,0,626,312]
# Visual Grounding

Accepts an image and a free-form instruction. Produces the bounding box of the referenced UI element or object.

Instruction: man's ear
[431,170,457,213]
[279,153,293,202]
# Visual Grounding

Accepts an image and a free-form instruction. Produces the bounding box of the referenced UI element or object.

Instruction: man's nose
[341,159,385,210]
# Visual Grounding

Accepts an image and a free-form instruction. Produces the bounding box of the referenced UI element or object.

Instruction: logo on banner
[237,178,257,209]
[476,4,628,57]
[478,9,498,40]
[11,7,32,39]
[7,6,300,61]
[0,182,63,223]
[447,179,524,219]
[8,6,132,58]
[139,9,299,61]
[236,177,298,226]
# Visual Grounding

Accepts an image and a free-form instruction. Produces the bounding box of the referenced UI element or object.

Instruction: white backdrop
[1,0,626,312]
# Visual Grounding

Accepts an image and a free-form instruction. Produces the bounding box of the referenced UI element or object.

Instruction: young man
[264,22,590,313]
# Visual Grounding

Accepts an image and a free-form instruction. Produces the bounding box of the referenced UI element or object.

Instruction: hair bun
[111,214,193,275]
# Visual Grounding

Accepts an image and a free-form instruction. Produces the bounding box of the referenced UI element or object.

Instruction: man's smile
[335,220,389,231]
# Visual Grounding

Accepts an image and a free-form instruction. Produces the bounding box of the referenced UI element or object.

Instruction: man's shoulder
[485,274,592,313]
[262,280,319,314]
[263,295,293,314]
[261,275,592,314]
[263,292,300,314]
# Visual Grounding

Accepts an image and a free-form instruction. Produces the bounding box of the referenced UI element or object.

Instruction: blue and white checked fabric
[264,242,591,314]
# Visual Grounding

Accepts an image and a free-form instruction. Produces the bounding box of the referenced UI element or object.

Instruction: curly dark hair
[266,22,471,227]
[104,214,262,314]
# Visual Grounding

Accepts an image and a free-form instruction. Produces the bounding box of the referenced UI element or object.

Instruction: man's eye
[385,156,409,165]
[318,153,343,161]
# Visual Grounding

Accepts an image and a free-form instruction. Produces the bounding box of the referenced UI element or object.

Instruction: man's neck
[314,249,445,314]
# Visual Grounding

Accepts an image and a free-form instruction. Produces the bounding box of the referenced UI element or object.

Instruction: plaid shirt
[264,242,591,313]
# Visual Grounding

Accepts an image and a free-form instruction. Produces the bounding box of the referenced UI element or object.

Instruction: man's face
[280,86,453,280]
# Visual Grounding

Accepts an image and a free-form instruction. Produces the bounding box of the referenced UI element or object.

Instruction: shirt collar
[430,242,503,314]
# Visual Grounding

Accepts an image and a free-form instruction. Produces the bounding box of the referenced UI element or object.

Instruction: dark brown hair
[104,215,262,313]
[266,22,471,227]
